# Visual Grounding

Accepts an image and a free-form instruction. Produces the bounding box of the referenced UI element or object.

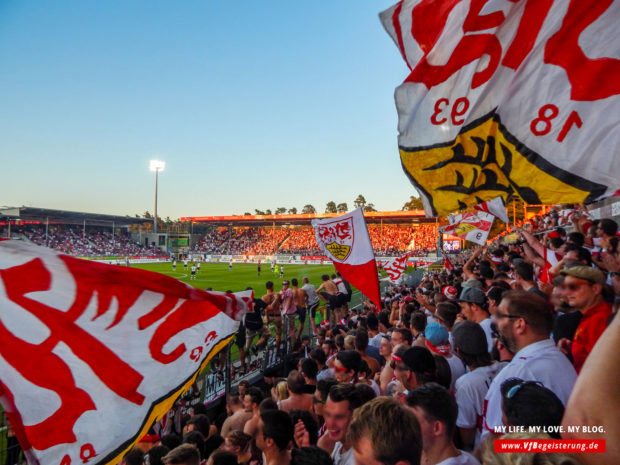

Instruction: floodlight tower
[149,160,166,233]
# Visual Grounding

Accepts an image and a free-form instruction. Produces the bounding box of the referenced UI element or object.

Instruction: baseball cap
[442,285,458,300]
[462,278,484,289]
[561,266,606,285]
[452,321,489,355]
[396,347,436,373]
[425,322,449,347]
[139,433,161,444]
[458,286,487,305]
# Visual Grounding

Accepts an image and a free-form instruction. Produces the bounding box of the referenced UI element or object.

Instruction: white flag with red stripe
[311,209,381,308]
[383,252,412,283]
[473,196,510,224]
[441,252,455,272]
[0,240,251,465]
[441,211,495,246]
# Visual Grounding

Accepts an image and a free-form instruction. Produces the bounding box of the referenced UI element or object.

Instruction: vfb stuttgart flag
[0,241,251,465]
[381,0,619,217]
[312,209,381,308]
[383,252,412,283]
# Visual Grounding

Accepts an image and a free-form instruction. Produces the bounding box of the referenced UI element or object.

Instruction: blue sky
[0,0,416,218]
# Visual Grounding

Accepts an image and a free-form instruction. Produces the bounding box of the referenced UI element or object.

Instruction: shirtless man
[317,274,341,325]
[262,281,283,349]
[221,393,253,437]
[242,387,264,448]
[278,370,314,415]
[292,278,308,339]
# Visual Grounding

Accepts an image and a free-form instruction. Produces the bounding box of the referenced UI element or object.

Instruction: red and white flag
[441,211,494,246]
[442,253,455,272]
[311,209,381,308]
[383,252,411,283]
[0,241,251,465]
[473,196,510,224]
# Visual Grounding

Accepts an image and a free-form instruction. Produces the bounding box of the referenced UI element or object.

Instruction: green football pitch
[133,261,338,295]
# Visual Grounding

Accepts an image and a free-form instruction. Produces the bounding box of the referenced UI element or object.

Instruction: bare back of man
[279,393,314,415]
[318,280,338,295]
[293,287,308,308]
[263,292,283,346]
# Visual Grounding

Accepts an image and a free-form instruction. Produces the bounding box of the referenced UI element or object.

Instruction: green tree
[336,202,348,213]
[265,209,273,215]
[244,212,251,215]
[275,207,287,215]
[402,195,424,211]
[353,195,367,209]
[363,203,377,212]
[302,204,316,214]
[254,209,265,215]
[325,201,337,213]
[143,211,152,219]
[288,207,298,214]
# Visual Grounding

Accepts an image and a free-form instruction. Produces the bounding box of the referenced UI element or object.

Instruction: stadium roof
[181,210,436,227]
[0,207,152,227]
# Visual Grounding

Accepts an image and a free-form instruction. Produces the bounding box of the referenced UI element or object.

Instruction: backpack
[245,298,266,331]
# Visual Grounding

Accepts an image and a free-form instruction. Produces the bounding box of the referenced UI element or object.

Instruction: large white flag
[311,209,381,308]
[0,241,250,465]
[441,211,495,245]
[381,0,619,217]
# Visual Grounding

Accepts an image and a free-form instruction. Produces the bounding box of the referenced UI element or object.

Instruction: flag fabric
[0,241,251,465]
[474,196,510,224]
[380,0,619,217]
[441,211,495,245]
[311,208,381,308]
[442,253,455,272]
[383,252,411,282]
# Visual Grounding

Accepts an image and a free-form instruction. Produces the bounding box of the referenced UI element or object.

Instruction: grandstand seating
[191,224,438,256]
[16,226,166,257]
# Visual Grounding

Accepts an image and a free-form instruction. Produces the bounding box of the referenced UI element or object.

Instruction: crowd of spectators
[124,203,618,465]
[14,225,166,256]
[368,223,438,255]
[192,224,439,257]
[278,228,318,255]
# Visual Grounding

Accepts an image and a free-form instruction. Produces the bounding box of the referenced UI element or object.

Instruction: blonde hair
[275,380,289,401]
[480,433,584,465]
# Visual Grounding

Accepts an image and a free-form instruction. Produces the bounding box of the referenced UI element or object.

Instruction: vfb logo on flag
[316,217,354,262]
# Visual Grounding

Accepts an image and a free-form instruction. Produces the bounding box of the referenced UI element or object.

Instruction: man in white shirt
[482,291,577,438]
[322,384,363,465]
[406,384,480,465]
[452,321,506,450]
[302,277,320,336]
[458,287,493,352]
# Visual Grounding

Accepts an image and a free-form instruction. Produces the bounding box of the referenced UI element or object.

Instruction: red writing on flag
[394,0,618,101]
[0,255,247,452]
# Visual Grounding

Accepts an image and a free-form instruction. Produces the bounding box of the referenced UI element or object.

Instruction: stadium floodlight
[149,160,165,233]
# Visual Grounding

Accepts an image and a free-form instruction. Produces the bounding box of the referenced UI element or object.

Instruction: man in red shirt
[561,266,613,373]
